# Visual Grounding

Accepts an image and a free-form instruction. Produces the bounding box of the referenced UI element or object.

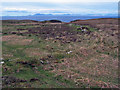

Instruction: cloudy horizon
[1,1,118,16]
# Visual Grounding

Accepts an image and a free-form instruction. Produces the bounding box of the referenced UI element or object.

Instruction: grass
[2,20,118,88]
[2,57,76,88]
[2,33,77,88]
[70,24,98,32]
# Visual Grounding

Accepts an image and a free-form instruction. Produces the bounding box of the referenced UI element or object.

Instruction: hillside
[1,18,118,88]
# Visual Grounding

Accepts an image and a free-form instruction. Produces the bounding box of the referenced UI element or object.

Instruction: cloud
[1,0,119,2]
[2,7,117,16]
[1,2,118,16]
[3,7,69,12]
[3,7,27,11]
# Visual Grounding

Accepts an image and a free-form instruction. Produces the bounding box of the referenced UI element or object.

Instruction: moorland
[1,18,118,88]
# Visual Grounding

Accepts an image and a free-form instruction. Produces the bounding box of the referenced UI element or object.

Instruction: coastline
[1,15,118,22]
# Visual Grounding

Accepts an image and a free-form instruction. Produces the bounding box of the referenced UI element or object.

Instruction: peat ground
[1,18,119,88]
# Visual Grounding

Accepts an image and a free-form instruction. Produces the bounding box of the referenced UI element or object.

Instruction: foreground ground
[1,18,118,88]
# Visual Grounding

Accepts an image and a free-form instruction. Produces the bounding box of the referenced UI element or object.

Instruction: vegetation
[2,19,118,88]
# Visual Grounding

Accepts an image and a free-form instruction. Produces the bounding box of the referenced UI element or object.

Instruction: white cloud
[2,7,117,15]
[1,0,119,2]
[1,1,118,16]
[2,7,68,12]
[3,7,27,11]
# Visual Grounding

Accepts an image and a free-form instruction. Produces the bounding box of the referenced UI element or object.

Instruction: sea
[1,15,118,22]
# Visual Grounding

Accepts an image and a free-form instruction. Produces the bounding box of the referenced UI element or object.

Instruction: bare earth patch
[25,48,50,57]
[2,35,23,41]
[2,35,33,45]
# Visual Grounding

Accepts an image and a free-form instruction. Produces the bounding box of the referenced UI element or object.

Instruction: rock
[69,24,73,26]
[33,67,38,70]
[19,79,27,82]
[28,63,36,67]
[11,32,17,34]
[30,78,39,82]
[0,61,4,64]
[2,76,27,85]
[47,55,53,58]
[16,61,28,65]
[3,33,8,35]
[67,51,73,54]
[66,41,71,43]
[111,34,114,36]
[40,60,44,64]
[77,27,89,31]
[86,31,91,34]
[77,28,82,30]
[16,61,36,67]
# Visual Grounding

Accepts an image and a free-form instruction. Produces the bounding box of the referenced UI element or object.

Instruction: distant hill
[33,13,72,16]
[41,20,62,23]
[34,13,53,16]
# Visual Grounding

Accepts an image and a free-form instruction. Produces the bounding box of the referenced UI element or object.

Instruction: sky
[1,0,119,16]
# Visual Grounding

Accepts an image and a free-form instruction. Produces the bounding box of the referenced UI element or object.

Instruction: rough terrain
[1,18,118,88]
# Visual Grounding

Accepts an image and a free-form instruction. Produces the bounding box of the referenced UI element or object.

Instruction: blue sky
[1,1,118,16]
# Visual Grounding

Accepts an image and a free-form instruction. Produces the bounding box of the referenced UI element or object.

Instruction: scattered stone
[16,61,36,67]
[2,76,27,85]
[30,78,39,82]
[0,61,4,64]
[16,61,28,65]
[40,60,44,64]
[11,32,17,34]
[47,55,53,58]
[77,26,89,33]
[77,28,82,30]
[67,51,73,54]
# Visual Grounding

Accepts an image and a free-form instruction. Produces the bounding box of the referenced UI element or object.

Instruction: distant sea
[1,15,118,22]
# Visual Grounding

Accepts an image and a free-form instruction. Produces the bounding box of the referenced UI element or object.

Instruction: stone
[30,78,39,82]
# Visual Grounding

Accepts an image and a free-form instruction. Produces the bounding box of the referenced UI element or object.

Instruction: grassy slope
[2,19,118,88]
